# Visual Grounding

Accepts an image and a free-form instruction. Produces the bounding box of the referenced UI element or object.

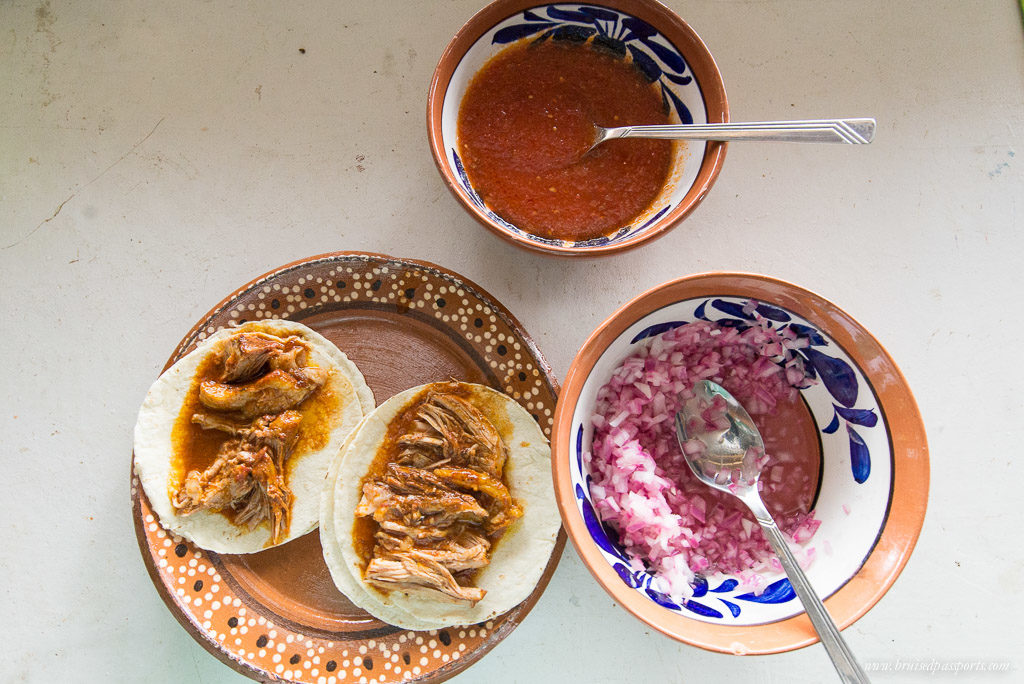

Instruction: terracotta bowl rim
[426,0,730,257]
[551,271,930,653]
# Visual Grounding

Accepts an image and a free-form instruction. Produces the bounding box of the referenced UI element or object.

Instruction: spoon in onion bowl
[675,380,870,683]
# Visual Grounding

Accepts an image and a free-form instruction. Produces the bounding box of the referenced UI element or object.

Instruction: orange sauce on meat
[457,39,674,241]
[170,352,227,492]
[351,386,436,565]
[168,337,341,526]
[294,382,341,455]
[351,515,381,567]
[351,384,519,582]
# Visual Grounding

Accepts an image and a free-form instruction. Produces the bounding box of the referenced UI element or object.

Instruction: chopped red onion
[586,316,822,599]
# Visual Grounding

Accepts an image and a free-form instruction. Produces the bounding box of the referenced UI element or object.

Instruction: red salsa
[457,39,674,241]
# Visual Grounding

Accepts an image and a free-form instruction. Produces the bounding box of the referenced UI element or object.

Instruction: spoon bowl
[677,380,870,683]
[676,381,765,487]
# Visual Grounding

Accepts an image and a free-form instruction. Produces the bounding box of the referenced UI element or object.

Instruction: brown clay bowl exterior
[427,0,729,256]
[551,272,929,653]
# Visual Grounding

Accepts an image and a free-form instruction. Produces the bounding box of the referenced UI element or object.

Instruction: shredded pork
[356,388,521,604]
[172,331,327,544]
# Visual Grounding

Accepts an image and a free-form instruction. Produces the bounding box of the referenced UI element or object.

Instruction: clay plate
[131,252,566,683]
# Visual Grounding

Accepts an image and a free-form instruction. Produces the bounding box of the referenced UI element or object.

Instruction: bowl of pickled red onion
[551,272,928,654]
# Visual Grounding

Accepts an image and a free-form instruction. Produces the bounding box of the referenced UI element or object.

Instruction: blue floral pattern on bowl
[568,296,894,625]
[491,5,695,125]
[441,3,709,251]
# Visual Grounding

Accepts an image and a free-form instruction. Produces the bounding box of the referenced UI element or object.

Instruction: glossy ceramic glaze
[427,0,728,256]
[551,273,928,653]
[132,252,566,683]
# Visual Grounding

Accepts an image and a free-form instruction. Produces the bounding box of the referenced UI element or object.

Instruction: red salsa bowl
[428,0,729,256]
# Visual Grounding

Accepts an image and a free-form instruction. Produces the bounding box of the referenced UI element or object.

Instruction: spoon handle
[606,118,876,144]
[742,494,871,683]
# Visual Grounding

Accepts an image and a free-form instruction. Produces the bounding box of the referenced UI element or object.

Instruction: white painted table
[3,1,1022,681]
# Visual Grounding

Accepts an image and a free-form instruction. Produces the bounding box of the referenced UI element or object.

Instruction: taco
[321,381,560,629]
[134,319,373,553]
